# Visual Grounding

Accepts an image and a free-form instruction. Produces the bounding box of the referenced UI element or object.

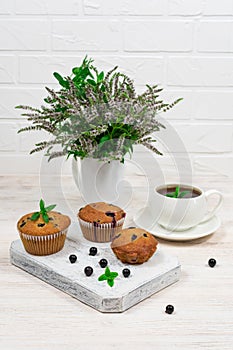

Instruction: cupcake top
[17,211,71,236]
[111,227,158,248]
[78,202,126,224]
[111,227,158,264]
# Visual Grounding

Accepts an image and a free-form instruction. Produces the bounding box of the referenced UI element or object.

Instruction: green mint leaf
[99,135,110,144]
[107,279,114,287]
[53,72,69,89]
[45,204,56,212]
[87,79,96,87]
[41,209,47,216]
[30,212,40,221]
[175,186,180,198]
[72,67,80,75]
[178,191,190,198]
[109,272,118,279]
[97,71,104,82]
[42,212,49,223]
[88,70,94,80]
[105,267,111,277]
[39,199,45,212]
[100,84,106,92]
[98,274,108,281]
[166,192,176,198]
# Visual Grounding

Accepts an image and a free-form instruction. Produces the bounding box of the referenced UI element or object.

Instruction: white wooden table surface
[1,175,233,350]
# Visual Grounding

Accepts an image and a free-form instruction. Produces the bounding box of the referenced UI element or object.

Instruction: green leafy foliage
[30,199,56,223]
[165,186,191,199]
[98,267,118,287]
[53,72,69,89]
[16,56,182,162]
[31,212,40,221]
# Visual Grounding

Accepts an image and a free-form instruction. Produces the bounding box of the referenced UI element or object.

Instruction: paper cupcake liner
[19,229,68,256]
[78,217,125,243]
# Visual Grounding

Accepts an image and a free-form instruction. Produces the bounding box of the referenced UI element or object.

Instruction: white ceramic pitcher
[72,157,125,203]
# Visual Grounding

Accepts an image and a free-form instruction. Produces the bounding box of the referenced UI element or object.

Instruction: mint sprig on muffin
[31,199,56,223]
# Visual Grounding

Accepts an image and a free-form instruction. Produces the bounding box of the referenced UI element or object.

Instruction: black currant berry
[89,247,97,256]
[84,266,93,276]
[122,268,131,278]
[165,305,174,314]
[69,254,77,264]
[99,258,108,268]
[208,258,216,268]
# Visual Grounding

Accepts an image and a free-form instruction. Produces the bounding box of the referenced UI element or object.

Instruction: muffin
[78,202,126,243]
[111,227,158,264]
[17,207,71,256]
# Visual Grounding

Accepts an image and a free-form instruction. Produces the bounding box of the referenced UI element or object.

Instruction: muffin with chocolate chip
[111,227,158,264]
[78,202,126,242]
[17,199,71,256]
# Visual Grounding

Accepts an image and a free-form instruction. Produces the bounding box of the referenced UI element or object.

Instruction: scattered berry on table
[84,266,93,276]
[89,247,97,256]
[99,259,108,268]
[165,305,174,314]
[208,258,216,268]
[69,254,77,264]
[122,268,131,278]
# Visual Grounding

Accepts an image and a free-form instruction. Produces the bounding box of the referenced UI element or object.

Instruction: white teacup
[150,184,223,231]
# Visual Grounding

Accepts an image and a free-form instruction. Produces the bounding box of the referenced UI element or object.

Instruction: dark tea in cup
[157,185,201,199]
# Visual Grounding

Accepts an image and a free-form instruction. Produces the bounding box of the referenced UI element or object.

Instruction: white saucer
[133,207,221,242]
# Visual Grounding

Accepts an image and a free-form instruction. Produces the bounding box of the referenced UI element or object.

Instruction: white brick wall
[83,0,165,16]
[197,21,233,52]
[203,0,233,16]
[0,1,233,177]
[0,20,49,50]
[167,57,233,86]
[124,21,193,52]
[15,0,79,15]
[0,56,17,83]
[168,0,203,16]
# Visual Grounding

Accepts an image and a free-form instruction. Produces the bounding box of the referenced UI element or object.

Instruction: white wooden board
[10,227,180,313]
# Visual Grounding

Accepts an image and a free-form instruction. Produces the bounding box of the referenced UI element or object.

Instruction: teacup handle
[200,190,223,223]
